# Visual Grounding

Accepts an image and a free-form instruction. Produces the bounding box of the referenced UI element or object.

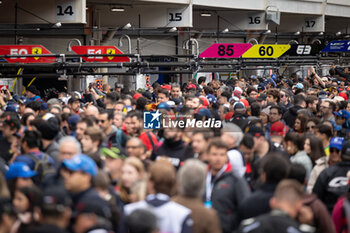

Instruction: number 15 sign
[200,43,252,58]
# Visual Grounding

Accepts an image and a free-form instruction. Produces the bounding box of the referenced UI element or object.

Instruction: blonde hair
[118,157,145,203]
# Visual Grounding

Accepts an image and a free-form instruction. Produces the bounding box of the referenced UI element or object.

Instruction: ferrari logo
[32,47,42,60]
[107,48,115,60]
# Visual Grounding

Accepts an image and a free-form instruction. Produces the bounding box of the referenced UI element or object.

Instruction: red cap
[224,112,234,120]
[161,85,171,91]
[270,121,289,137]
[240,99,249,108]
[187,84,197,90]
[199,96,209,107]
[339,92,348,101]
[133,93,143,100]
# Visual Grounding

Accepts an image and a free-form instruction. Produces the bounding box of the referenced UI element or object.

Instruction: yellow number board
[242,44,291,58]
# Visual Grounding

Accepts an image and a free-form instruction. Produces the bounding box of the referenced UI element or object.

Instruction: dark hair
[16,185,42,212]
[106,92,120,103]
[198,76,206,85]
[284,132,305,151]
[22,129,41,149]
[220,91,232,101]
[126,209,158,233]
[270,105,282,115]
[325,100,336,112]
[294,94,306,106]
[250,102,261,117]
[240,134,254,149]
[305,134,325,165]
[246,87,258,96]
[100,109,114,120]
[266,89,280,102]
[288,163,306,185]
[294,115,308,133]
[260,152,290,184]
[316,124,333,139]
[78,117,94,127]
[203,86,214,95]
[26,101,41,112]
[192,128,214,141]
[157,88,169,97]
[126,110,143,121]
[306,95,318,106]
[207,138,228,151]
[136,97,148,111]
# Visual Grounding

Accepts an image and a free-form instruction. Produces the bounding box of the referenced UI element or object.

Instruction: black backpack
[26,152,56,181]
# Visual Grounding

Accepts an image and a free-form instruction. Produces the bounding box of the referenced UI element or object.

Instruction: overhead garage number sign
[200,43,252,58]
[71,46,130,62]
[0,45,55,63]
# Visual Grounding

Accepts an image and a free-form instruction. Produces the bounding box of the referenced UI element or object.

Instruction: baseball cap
[339,92,348,101]
[68,114,80,126]
[233,102,245,111]
[6,162,38,180]
[3,113,21,130]
[256,93,267,102]
[199,96,209,107]
[334,110,350,120]
[133,93,143,100]
[157,102,170,111]
[330,137,344,151]
[41,187,72,213]
[26,85,38,95]
[68,93,82,104]
[74,196,111,219]
[100,147,126,160]
[187,84,196,90]
[36,120,60,140]
[341,140,350,160]
[62,154,98,177]
[197,108,212,118]
[318,91,328,99]
[161,85,171,91]
[247,126,265,137]
[270,121,289,137]
[207,94,217,104]
[293,83,304,89]
[240,99,249,108]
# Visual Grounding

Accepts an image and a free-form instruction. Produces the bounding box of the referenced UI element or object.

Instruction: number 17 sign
[200,43,252,58]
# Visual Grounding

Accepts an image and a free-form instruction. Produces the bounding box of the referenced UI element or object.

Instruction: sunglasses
[330,148,340,153]
[98,120,105,123]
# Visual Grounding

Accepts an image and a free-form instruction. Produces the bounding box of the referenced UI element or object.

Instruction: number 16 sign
[200,43,252,58]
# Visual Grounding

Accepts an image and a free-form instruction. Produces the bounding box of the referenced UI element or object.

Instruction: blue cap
[197,108,212,118]
[207,94,217,104]
[41,103,48,110]
[68,114,80,125]
[329,137,344,150]
[62,154,97,177]
[157,102,170,111]
[334,110,350,120]
[6,162,38,180]
[294,83,304,89]
[270,74,277,81]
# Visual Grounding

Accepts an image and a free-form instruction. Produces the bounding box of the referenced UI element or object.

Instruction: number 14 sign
[200,43,252,58]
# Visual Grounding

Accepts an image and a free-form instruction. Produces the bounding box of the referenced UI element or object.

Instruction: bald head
[85,105,99,118]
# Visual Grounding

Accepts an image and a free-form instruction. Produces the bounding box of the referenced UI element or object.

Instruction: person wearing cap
[270,121,289,152]
[229,102,249,131]
[0,112,21,163]
[0,197,17,233]
[60,154,100,206]
[313,139,350,213]
[334,109,350,138]
[123,159,193,233]
[25,85,41,103]
[307,137,344,194]
[28,188,72,233]
[68,93,83,114]
[6,162,38,194]
[256,93,267,107]
[73,196,113,233]
[100,147,126,189]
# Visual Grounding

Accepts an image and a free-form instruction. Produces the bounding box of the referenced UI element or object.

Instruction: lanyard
[206,164,227,202]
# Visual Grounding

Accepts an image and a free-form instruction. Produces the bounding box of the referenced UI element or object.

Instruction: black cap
[74,196,111,219]
[35,119,59,140]
[142,91,153,100]
[68,93,82,104]
[341,140,350,161]
[256,93,267,102]
[41,187,72,213]
[3,113,21,130]
[26,85,38,95]
[247,126,265,137]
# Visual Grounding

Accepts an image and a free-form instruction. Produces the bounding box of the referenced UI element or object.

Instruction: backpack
[26,152,56,181]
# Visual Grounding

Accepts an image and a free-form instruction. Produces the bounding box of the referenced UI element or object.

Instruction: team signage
[0,45,55,63]
[71,46,130,62]
[242,44,291,58]
[322,40,350,53]
[284,44,325,56]
[200,43,252,58]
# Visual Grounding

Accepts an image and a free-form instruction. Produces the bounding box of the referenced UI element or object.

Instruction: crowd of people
[0,65,349,233]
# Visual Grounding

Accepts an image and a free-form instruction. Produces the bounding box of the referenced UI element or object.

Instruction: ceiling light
[52,22,62,28]
[294,31,300,35]
[265,30,271,34]
[169,27,177,32]
[319,32,324,35]
[111,6,125,12]
[336,31,341,36]
[222,28,229,33]
[200,12,212,17]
